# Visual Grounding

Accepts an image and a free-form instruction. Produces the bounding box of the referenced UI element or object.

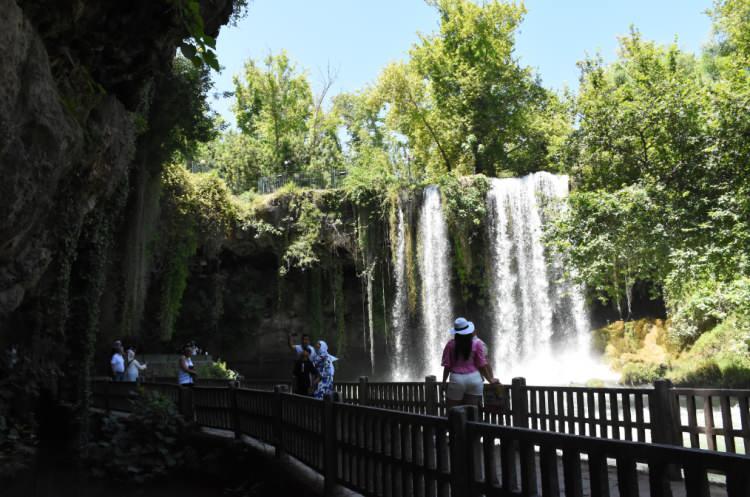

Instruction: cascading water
[486,172,613,384]
[390,202,409,381]
[417,186,453,379]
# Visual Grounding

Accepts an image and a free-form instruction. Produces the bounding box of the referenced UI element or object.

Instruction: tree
[553,24,750,315]
[233,51,313,175]
[547,186,669,317]
[227,51,343,187]
[334,0,567,180]
[193,130,262,194]
[410,0,560,176]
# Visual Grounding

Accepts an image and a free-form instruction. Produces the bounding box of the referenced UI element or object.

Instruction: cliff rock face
[0,0,232,324]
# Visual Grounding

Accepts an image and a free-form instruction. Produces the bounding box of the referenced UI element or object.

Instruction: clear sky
[210,0,714,126]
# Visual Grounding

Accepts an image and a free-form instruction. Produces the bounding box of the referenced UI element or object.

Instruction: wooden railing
[91,379,750,497]
[228,376,750,456]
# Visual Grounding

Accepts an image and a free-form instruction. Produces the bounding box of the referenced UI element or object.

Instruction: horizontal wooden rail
[92,380,750,497]
[94,376,750,455]
[236,376,750,455]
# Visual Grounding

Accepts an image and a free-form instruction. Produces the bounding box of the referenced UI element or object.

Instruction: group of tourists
[109,340,148,382]
[287,333,337,399]
[110,315,494,406]
[286,316,499,407]
[110,340,202,385]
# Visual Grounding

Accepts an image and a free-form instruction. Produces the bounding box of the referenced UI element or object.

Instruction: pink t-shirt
[441,338,488,374]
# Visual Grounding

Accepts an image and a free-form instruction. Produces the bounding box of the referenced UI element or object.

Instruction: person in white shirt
[125,348,147,382]
[178,344,198,385]
[287,332,317,362]
[111,344,125,382]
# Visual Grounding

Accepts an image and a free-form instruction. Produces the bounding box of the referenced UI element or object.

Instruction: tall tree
[410,0,559,176]
[233,51,313,175]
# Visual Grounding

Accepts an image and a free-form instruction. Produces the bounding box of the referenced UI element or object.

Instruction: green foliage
[668,278,750,347]
[547,185,668,317]
[148,56,219,167]
[156,164,238,341]
[86,391,189,482]
[333,0,567,181]
[341,145,397,206]
[438,175,490,303]
[0,354,50,478]
[233,51,312,171]
[195,359,239,380]
[621,362,668,386]
[277,192,324,275]
[439,174,490,233]
[669,315,750,387]
[595,317,750,387]
[172,0,220,71]
[552,19,750,330]
[410,0,565,176]
[710,0,750,63]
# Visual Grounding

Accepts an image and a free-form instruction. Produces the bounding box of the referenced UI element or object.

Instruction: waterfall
[390,202,409,380]
[417,186,453,379]
[486,172,612,384]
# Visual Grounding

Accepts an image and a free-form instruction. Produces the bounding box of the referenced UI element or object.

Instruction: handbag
[483,383,510,415]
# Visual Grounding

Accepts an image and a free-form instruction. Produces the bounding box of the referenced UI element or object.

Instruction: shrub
[668,316,750,387]
[670,360,723,386]
[196,360,239,380]
[620,361,667,385]
[668,277,750,348]
[86,390,189,482]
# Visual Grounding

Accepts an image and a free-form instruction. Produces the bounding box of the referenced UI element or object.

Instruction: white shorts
[446,371,483,400]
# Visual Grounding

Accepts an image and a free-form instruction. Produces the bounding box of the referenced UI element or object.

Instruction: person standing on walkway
[292,348,319,395]
[178,344,198,385]
[442,317,498,409]
[312,340,336,400]
[124,348,148,382]
[288,332,317,362]
[111,341,125,382]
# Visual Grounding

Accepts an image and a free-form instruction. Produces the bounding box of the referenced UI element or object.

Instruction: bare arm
[479,365,498,384]
[442,367,450,383]
[180,357,197,376]
[479,363,495,382]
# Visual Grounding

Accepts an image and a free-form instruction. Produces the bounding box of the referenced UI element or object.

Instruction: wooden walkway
[92,379,750,497]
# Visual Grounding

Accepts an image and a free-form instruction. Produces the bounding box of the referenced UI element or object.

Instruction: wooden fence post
[511,377,528,428]
[652,379,681,480]
[323,391,340,496]
[448,405,478,496]
[425,375,438,416]
[230,382,241,439]
[651,380,679,446]
[274,385,288,459]
[359,376,370,406]
[179,386,195,422]
[104,381,111,414]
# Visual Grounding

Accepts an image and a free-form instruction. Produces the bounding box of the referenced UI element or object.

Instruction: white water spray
[486,172,614,384]
[417,186,454,379]
[390,202,408,380]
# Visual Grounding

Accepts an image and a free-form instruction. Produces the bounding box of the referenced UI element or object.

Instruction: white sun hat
[450,317,475,335]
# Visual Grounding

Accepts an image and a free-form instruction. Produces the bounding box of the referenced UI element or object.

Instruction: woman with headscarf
[311,340,337,400]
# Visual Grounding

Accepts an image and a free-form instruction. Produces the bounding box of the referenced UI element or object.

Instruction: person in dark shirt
[292,348,319,395]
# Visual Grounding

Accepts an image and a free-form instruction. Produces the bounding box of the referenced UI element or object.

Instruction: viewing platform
[91,377,750,497]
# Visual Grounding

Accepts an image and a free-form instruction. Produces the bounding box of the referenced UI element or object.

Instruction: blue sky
[211,0,714,126]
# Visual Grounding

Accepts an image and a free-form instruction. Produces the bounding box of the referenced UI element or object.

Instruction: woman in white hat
[441,317,498,408]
